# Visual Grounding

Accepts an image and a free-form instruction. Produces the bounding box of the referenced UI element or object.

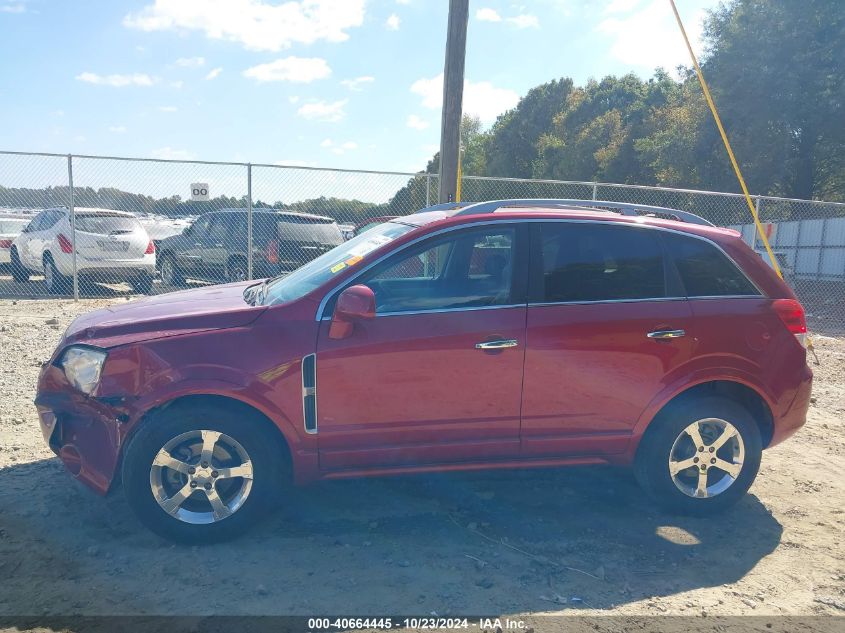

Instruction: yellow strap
[456,150,463,203]
[668,0,782,279]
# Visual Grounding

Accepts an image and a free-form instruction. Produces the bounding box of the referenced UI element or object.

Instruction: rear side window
[663,233,759,297]
[538,223,666,302]
[75,214,139,234]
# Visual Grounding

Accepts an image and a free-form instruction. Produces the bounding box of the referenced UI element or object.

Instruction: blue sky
[0,0,720,178]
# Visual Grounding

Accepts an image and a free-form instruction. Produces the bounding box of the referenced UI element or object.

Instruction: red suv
[34,200,812,543]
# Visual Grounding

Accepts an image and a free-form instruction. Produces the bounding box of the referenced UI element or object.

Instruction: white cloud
[410,73,519,124]
[169,80,184,89]
[506,14,539,29]
[597,0,703,73]
[243,57,331,83]
[406,114,429,130]
[158,105,178,112]
[297,99,347,122]
[124,0,365,52]
[288,95,300,103]
[385,13,400,30]
[340,76,375,91]
[604,0,641,14]
[151,147,195,160]
[475,8,501,22]
[320,138,357,154]
[0,3,26,13]
[76,72,156,87]
[175,56,205,67]
[205,67,223,80]
[108,126,127,133]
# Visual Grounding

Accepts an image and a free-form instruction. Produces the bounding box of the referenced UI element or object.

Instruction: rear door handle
[475,339,519,350]
[647,329,686,339]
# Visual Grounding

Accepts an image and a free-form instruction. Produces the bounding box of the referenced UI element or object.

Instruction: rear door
[520,221,694,457]
[179,214,213,279]
[199,213,234,281]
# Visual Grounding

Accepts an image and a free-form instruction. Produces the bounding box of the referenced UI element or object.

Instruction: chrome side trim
[301,353,318,435]
[314,218,763,321]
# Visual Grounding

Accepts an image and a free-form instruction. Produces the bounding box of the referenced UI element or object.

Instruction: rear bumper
[54,252,155,279]
[769,363,813,447]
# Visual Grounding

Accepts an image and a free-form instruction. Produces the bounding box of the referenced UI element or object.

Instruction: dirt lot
[0,297,843,619]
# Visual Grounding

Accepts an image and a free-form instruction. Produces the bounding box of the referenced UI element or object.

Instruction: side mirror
[329,284,376,340]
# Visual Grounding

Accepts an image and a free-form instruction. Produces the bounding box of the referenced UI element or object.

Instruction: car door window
[537,223,666,303]
[360,227,516,314]
[43,210,64,230]
[662,232,760,297]
[24,212,46,232]
[207,215,231,243]
[190,216,212,240]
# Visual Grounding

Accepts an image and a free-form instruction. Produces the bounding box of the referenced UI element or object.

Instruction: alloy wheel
[149,429,254,524]
[668,418,745,499]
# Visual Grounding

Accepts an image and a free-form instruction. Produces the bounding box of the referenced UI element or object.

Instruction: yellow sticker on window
[345,255,363,266]
[330,262,346,274]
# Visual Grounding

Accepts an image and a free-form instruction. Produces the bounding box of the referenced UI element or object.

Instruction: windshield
[261,221,415,306]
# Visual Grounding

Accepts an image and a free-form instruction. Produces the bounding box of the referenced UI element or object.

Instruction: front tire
[10,248,30,282]
[634,396,762,515]
[121,403,283,543]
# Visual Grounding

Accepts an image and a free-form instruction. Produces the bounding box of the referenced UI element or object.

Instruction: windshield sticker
[330,262,347,274]
[347,234,393,258]
[345,255,363,267]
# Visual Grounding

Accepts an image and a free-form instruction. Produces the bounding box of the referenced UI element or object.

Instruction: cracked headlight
[60,346,107,395]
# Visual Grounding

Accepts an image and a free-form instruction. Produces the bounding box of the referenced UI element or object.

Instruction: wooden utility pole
[438,0,469,203]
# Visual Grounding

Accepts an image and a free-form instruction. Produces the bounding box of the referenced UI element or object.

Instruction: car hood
[62,280,266,348]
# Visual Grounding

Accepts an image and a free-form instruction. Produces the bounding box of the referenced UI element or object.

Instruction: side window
[359,227,516,314]
[43,210,64,230]
[663,233,759,297]
[25,212,46,232]
[539,223,666,302]
[207,215,231,242]
[191,215,213,238]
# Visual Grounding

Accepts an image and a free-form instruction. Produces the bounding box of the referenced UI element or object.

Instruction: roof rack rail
[440,198,713,226]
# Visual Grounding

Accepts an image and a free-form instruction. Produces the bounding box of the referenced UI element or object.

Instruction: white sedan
[10,207,156,294]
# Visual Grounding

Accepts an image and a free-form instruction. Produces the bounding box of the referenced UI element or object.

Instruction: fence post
[67,154,78,301]
[592,182,598,201]
[426,173,431,207]
[247,163,253,281]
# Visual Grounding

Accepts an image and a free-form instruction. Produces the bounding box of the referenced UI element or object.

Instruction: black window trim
[314,218,763,320]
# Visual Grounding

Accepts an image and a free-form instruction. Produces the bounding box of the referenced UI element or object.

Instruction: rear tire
[131,273,154,295]
[634,396,762,515]
[121,402,284,543]
[10,248,29,282]
[159,253,185,287]
[43,253,71,295]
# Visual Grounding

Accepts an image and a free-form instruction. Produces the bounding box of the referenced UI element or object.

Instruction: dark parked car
[35,199,812,543]
[157,209,344,285]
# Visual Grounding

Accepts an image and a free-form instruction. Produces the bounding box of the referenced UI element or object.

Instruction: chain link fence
[2,150,844,333]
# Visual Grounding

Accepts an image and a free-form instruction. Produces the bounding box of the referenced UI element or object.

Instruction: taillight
[57,234,74,254]
[0,239,11,249]
[266,239,279,264]
[773,298,807,347]
[145,240,155,254]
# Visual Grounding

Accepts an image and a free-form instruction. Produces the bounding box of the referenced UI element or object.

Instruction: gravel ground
[0,297,843,619]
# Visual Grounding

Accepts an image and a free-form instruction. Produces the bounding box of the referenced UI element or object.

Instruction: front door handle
[647,329,686,339]
[475,339,519,350]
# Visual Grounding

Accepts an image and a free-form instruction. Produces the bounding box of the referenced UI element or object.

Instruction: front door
[315,224,528,472]
[521,221,694,457]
